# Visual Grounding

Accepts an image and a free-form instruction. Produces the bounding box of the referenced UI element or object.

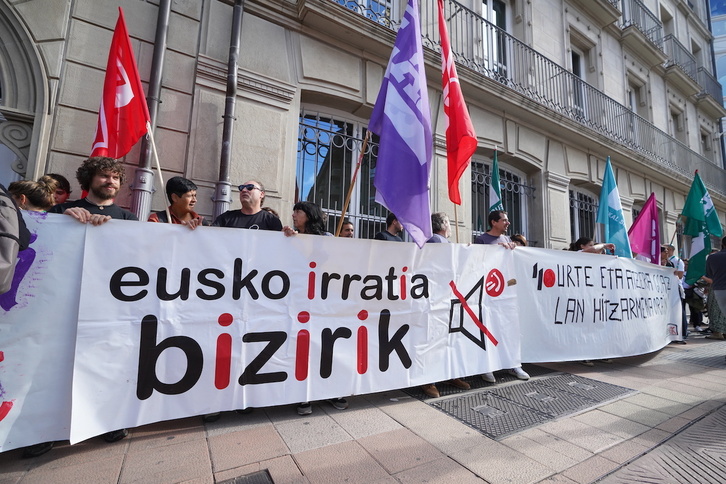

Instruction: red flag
[438,0,477,205]
[90,8,150,159]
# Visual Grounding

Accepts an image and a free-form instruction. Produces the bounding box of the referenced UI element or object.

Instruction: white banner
[70,222,520,443]
[0,214,85,451]
[0,216,681,451]
[515,248,682,362]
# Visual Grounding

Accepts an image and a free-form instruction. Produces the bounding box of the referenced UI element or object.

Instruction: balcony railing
[697,67,723,104]
[621,0,663,47]
[331,0,725,196]
[662,34,697,81]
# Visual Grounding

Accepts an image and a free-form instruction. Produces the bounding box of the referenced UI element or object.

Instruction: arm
[62,207,112,226]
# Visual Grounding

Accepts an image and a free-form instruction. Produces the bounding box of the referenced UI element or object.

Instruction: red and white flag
[90,7,150,159]
[438,0,477,205]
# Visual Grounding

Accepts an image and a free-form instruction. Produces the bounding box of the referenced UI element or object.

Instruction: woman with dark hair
[283,201,330,236]
[569,237,615,254]
[511,234,527,247]
[283,201,345,415]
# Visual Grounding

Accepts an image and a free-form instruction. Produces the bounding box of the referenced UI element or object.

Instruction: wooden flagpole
[146,121,171,223]
[335,130,371,237]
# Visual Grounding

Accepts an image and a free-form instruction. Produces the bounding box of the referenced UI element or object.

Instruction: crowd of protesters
[4,156,726,458]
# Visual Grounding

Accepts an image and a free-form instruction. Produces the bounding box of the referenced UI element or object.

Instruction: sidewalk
[2,336,726,484]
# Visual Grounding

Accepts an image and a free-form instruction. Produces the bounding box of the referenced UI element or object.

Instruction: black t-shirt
[374,230,403,242]
[212,209,282,231]
[50,198,138,220]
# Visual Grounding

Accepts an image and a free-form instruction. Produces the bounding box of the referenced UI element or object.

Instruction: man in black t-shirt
[25,157,134,457]
[374,213,403,242]
[205,179,281,423]
[50,157,137,223]
[212,180,282,231]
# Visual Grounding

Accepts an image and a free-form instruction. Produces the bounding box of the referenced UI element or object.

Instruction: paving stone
[450,440,553,484]
[293,440,390,484]
[208,424,289,472]
[393,456,485,483]
[561,455,620,483]
[120,439,212,484]
[273,411,353,454]
[358,428,444,474]
[17,455,123,484]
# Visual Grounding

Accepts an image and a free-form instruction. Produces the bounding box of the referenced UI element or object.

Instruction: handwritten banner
[0,215,681,450]
[516,247,681,362]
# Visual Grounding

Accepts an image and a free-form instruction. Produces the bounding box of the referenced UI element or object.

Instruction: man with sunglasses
[212,180,282,231]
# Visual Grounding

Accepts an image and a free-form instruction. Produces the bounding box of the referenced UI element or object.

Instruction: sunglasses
[238,184,262,192]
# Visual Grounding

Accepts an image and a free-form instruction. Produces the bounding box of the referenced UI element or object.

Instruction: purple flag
[628,192,660,264]
[369,0,433,248]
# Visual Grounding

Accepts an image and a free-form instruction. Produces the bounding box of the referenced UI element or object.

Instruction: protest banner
[516,247,681,362]
[0,215,681,450]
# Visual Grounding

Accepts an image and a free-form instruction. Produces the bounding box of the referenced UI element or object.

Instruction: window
[569,188,599,242]
[337,0,398,25]
[669,107,687,144]
[471,158,532,241]
[568,28,598,123]
[296,109,389,238]
[571,47,586,120]
[480,0,509,81]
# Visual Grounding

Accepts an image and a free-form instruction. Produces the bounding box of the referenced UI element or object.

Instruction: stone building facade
[0,0,724,248]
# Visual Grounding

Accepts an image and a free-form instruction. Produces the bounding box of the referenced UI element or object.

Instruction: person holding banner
[50,157,138,224]
[8,177,57,212]
[473,210,516,250]
[473,210,529,381]
[47,173,72,205]
[212,180,282,231]
[52,157,134,442]
[420,212,471,397]
[339,218,355,238]
[374,213,404,242]
[148,176,205,228]
[569,237,615,254]
[283,201,350,414]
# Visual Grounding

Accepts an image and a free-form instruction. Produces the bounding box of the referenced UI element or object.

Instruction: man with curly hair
[23,157,137,456]
[50,156,137,223]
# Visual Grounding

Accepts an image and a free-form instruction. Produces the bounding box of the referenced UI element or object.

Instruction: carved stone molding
[0,120,31,176]
[196,55,295,108]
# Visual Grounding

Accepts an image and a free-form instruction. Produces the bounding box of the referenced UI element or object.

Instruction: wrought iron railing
[620,0,663,47]
[662,34,697,81]
[331,0,726,196]
[697,67,723,103]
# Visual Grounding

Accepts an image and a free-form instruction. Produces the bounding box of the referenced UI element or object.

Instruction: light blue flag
[596,157,632,258]
[368,0,433,248]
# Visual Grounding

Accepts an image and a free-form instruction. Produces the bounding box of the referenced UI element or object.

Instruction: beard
[90,184,118,201]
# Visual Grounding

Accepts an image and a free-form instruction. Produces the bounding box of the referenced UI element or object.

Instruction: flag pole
[335,130,371,236]
[145,121,171,223]
[454,204,459,242]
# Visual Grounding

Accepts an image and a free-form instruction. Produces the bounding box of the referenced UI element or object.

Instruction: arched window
[296,108,389,238]
[471,157,532,241]
[569,187,600,242]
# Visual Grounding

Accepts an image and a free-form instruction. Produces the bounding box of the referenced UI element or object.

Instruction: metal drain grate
[217,470,274,484]
[430,374,636,440]
[598,403,726,483]
[435,391,552,439]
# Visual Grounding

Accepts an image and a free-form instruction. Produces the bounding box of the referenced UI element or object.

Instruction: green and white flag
[489,150,503,212]
[681,171,723,285]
